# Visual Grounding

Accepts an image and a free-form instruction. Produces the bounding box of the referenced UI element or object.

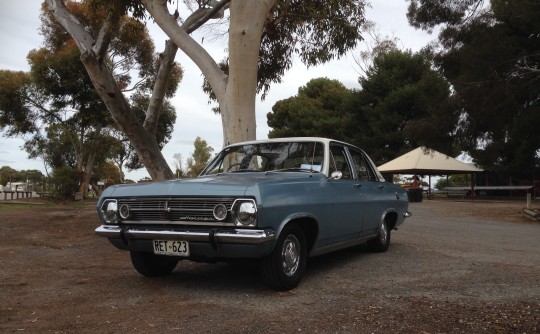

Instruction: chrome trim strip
[404,211,412,218]
[95,225,275,245]
[309,234,376,257]
[119,220,232,227]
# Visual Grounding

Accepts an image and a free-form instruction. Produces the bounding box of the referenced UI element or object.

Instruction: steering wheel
[227,163,243,172]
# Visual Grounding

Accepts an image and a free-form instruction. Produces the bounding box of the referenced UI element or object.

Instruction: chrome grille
[117,197,236,225]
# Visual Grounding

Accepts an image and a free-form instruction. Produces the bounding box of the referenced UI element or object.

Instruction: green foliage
[92,162,121,187]
[187,137,214,177]
[124,94,177,169]
[23,125,77,169]
[0,166,44,187]
[267,78,354,141]
[406,0,482,31]
[0,70,37,135]
[408,0,540,178]
[257,0,367,96]
[49,166,80,198]
[356,50,460,165]
[27,43,104,115]
[0,166,20,185]
[137,176,152,183]
[268,52,460,167]
[203,0,368,103]
[1,2,111,180]
[1,0,182,185]
[434,174,469,190]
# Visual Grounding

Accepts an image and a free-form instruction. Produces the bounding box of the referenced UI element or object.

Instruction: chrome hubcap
[281,235,300,277]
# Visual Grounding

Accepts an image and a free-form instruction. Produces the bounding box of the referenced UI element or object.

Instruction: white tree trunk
[220,0,276,145]
[47,0,280,182]
[143,0,277,146]
[142,0,227,102]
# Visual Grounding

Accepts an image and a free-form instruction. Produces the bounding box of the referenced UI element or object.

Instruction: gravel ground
[0,198,539,333]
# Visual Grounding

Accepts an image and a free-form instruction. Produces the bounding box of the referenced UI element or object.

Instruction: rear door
[347,147,387,236]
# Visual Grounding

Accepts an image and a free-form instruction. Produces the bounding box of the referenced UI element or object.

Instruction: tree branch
[183,0,230,33]
[141,0,227,103]
[44,0,94,54]
[93,13,119,60]
[144,39,178,134]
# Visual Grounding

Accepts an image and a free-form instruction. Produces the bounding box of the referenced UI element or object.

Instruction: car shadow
[304,244,372,277]
[149,259,267,292]
[138,245,376,293]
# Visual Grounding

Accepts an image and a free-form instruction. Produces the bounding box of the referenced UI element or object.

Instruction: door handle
[353,184,362,188]
[377,185,385,190]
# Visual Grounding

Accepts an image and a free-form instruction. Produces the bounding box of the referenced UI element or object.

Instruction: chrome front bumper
[95,225,275,245]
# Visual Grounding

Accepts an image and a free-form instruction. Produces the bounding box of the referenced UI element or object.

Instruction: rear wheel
[260,224,307,290]
[130,251,178,277]
[368,220,391,252]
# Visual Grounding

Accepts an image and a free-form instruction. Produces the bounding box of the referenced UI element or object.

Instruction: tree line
[0,135,212,199]
[0,0,538,195]
[268,0,540,181]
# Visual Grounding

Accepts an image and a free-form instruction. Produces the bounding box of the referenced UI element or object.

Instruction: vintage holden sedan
[95,137,411,290]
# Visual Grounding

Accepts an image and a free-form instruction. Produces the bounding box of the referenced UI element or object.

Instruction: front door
[322,144,366,244]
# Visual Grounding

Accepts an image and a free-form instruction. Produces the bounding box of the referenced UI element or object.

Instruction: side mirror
[330,171,342,180]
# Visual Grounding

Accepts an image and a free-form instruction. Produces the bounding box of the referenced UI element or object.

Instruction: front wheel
[368,220,391,252]
[130,251,178,277]
[260,224,307,290]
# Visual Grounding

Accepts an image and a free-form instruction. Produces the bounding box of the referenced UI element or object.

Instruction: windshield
[202,141,325,175]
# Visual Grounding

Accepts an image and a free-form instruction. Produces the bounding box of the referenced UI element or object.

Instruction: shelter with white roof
[377,147,483,175]
[378,147,483,199]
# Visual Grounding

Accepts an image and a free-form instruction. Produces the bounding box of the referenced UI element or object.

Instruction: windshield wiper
[271,168,320,173]
[228,169,262,173]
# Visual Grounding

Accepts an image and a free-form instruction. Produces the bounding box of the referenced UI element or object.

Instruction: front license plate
[153,240,190,257]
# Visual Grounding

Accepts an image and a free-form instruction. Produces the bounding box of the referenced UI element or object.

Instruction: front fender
[271,212,319,255]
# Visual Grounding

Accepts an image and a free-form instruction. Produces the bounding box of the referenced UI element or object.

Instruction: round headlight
[101,200,118,224]
[234,200,257,227]
[119,204,130,219]
[213,204,228,221]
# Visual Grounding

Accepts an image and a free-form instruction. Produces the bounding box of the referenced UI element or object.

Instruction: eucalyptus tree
[27,37,109,195]
[0,48,106,195]
[44,0,182,181]
[45,0,367,179]
[1,1,180,197]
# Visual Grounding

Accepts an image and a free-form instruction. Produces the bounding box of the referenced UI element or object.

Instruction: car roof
[224,137,361,151]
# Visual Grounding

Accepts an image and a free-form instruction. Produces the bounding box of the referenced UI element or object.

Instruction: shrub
[50,167,80,198]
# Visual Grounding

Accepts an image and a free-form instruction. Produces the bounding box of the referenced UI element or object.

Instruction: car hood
[100,172,325,198]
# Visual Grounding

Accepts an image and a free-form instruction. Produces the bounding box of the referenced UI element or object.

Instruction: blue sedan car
[95,137,411,290]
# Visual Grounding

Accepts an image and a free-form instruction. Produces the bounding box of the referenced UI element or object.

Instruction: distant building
[4,182,30,191]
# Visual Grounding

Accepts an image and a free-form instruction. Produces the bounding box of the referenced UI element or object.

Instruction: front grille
[117,197,237,226]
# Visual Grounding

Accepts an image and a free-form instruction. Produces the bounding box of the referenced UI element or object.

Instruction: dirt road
[1,199,539,333]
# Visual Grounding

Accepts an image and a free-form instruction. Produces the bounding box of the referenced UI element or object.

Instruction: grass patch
[0,198,97,211]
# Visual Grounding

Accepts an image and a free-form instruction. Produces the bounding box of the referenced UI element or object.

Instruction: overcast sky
[0,0,435,181]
